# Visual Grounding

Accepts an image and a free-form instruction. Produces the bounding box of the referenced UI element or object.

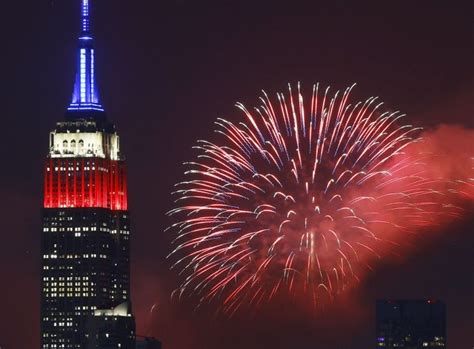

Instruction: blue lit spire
[68,0,104,113]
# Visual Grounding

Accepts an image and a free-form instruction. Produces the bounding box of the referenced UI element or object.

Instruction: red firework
[168,83,467,313]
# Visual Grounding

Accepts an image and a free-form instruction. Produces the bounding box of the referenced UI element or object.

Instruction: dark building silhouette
[40,0,135,347]
[86,303,136,348]
[376,300,446,348]
[136,337,163,349]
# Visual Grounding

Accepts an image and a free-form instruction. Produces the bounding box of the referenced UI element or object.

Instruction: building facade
[40,1,135,347]
[376,300,446,348]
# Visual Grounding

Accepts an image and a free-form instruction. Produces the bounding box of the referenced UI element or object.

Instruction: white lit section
[49,131,120,160]
[80,49,87,103]
[94,302,131,317]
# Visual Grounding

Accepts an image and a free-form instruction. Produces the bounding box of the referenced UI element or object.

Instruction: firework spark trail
[167,84,473,313]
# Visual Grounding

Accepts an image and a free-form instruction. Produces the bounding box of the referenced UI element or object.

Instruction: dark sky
[2,1,473,348]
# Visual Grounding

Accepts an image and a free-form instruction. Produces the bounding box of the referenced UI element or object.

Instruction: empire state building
[41,1,135,347]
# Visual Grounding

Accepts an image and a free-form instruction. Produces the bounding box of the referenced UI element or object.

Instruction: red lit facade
[43,157,127,210]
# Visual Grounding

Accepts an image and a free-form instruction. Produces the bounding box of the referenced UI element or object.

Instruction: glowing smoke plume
[167,84,473,313]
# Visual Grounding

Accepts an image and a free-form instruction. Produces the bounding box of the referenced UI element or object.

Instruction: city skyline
[2,1,473,348]
[376,300,446,348]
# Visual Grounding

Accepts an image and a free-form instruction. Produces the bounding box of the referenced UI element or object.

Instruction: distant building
[376,299,446,348]
[86,302,136,348]
[136,337,163,349]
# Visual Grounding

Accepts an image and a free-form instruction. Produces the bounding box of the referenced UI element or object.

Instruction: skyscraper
[41,1,135,347]
[376,300,446,348]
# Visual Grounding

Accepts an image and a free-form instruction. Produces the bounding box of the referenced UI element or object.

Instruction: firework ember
[167,83,470,313]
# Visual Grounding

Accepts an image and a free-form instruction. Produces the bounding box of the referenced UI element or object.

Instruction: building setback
[40,0,136,347]
[376,300,446,348]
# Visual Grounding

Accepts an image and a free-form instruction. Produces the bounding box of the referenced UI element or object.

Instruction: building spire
[81,0,91,35]
[68,0,104,114]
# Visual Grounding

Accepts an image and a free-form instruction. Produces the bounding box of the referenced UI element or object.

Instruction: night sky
[2,1,473,348]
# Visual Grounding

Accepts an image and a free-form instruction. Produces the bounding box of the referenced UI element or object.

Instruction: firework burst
[167,83,465,313]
